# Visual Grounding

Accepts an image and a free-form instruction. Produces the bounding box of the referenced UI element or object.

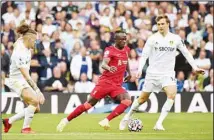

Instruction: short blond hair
[155,15,170,24]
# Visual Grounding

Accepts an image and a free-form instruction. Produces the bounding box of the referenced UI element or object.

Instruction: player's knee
[83,102,93,110]
[167,93,176,99]
[121,99,132,106]
[30,98,39,106]
[35,107,40,113]
[138,95,149,104]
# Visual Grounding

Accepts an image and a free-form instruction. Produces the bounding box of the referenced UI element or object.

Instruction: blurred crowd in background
[1,1,213,93]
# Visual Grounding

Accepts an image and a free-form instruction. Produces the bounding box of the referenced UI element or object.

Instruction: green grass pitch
[1,113,213,140]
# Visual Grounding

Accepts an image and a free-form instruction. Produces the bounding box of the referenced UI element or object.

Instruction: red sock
[107,103,129,121]
[67,104,87,121]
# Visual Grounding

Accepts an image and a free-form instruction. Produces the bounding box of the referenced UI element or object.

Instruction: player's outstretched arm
[178,39,205,75]
[101,57,117,73]
[20,67,45,104]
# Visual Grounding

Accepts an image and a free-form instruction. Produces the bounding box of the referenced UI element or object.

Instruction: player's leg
[154,85,176,131]
[3,86,39,133]
[57,96,99,132]
[20,87,39,133]
[99,92,132,130]
[67,96,98,121]
[119,91,150,130]
[4,102,40,131]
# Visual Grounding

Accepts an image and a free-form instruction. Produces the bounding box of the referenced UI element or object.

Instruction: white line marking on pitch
[2,132,211,136]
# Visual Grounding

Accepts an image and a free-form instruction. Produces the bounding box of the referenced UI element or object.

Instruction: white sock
[9,110,25,124]
[64,118,69,124]
[156,98,174,125]
[23,105,36,129]
[125,99,140,119]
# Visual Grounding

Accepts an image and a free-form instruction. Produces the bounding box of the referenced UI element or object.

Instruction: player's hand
[37,91,45,105]
[136,72,142,79]
[124,75,131,82]
[109,66,117,73]
[193,68,205,75]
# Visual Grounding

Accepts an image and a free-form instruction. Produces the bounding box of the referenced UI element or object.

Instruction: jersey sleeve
[14,53,29,69]
[103,47,113,59]
[177,36,198,70]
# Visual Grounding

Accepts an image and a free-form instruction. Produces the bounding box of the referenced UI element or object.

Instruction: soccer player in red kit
[57,30,132,131]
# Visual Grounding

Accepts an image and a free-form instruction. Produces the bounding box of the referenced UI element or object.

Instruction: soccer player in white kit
[3,22,45,133]
[119,15,205,131]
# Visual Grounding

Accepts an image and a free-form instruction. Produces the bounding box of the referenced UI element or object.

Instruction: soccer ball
[128,119,143,132]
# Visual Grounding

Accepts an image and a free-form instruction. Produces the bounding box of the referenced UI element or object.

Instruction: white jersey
[138,31,197,77]
[9,38,31,79]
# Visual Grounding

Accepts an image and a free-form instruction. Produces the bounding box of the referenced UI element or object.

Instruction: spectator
[1,72,10,93]
[13,8,25,27]
[24,10,33,25]
[178,29,188,45]
[1,44,10,76]
[37,33,55,56]
[84,3,98,19]
[135,38,145,57]
[114,8,125,27]
[30,48,41,73]
[58,61,74,93]
[100,30,112,51]
[30,21,36,31]
[89,40,102,75]
[205,33,213,53]
[126,49,139,90]
[58,61,69,78]
[54,39,68,63]
[204,6,213,26]
[184,72,199,92]
[176,71,185,92]
[68,11,85,30]
[62,2,79,20]
[195,50,211,77]
[52,2,63,14]
[60,23,74,57]
[70,41,82,58]
[2,6,15,24]
[99,7,114,30]
[39,48,58,84]
[74,73,95,93]
[204,77,213,92]
[44,66,68,92]
[187,23,203,48]
[24,2,36,21]
[2,23,15,42]
[5,41,14,57]
[70,47,92,81]
[203,69,213,88]
[1,1,17,16]
[42,16,57,36]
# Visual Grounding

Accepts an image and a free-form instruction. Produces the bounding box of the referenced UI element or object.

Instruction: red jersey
[98,46,130,86]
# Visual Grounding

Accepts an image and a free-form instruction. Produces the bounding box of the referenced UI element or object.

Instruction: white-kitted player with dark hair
[3,21,45,134]
[119,14,205,131]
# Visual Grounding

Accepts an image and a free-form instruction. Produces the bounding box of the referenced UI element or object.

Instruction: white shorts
[142,75,176,93]
[5,78,31,97]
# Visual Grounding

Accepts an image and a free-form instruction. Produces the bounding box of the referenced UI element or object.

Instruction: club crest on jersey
[169,40,174,46]
[118,60,122,66]
[118,60,127,65]
[104,50,109,57]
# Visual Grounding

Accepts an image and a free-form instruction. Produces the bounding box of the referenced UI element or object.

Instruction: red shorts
[90,83,127,100]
